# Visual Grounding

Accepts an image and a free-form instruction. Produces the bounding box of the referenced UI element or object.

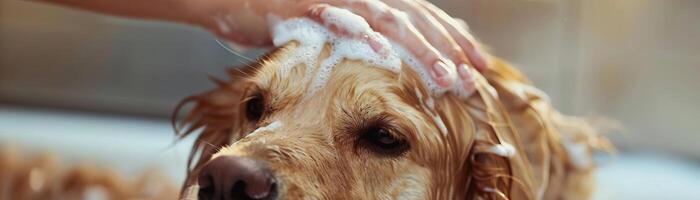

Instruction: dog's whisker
[202,141,218,149]
[232,67,251,77]
[215,38,255,63]
[227,66,253,78]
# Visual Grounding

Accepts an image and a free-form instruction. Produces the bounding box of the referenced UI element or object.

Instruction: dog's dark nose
[198,156,276,200]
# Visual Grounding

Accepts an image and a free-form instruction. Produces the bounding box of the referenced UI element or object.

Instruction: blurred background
[1,0,699,199]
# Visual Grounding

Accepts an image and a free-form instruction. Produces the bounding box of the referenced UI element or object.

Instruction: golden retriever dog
[175,37,611,199]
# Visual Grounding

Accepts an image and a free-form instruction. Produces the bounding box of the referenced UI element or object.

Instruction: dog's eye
[359,127,409,156]
[245,95,265,121]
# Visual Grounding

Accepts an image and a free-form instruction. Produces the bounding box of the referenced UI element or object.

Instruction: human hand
[189,0,489,93]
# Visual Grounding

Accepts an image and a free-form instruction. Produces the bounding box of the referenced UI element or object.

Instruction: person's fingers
[281,0,479,91]
[409,0,478,92]
[306,4,392,57]
[382,0,474,92]
[416,0,488,72]
[382,0,469,67]
[457,63,477,96]
[306,2,457,88]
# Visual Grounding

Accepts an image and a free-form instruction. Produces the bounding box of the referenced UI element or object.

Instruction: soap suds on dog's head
[271,16,400,97]
[269,9,465,98]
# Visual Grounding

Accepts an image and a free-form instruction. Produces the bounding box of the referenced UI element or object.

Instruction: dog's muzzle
[196,156,277,200]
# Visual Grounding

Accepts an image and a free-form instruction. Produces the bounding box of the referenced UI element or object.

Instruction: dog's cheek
[274,174,324,199]
[386,166,430,200]
[269,155,349,199]
[266,141,350,199]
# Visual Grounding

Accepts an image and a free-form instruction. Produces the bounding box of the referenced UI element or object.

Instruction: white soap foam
[269,8,475,100]
[248,121,283,137]
[318,6,371,36]
[562,140,591,169]
[271,16,401,97]
[487,142,516,158]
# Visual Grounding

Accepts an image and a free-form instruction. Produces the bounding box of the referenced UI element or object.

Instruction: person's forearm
[36,0,289,45]
[37,0,204,25]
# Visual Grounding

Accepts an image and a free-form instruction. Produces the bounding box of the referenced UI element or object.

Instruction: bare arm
[37,0,206,25]
[36,0,298,46]
[35,0,488,93]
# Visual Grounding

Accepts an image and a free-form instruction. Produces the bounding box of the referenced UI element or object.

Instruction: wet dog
[175,38,610,199]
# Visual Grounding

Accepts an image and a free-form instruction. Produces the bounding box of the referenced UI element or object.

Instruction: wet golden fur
[175,42,610,199]
[0,147,179,200]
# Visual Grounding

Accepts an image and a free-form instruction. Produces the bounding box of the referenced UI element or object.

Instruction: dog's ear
[461,58,611,199]
[396,66,515,199]
[457,60,546,199]
[458,71,521,199]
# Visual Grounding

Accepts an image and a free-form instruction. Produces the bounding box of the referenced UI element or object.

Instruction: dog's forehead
[254,45,402,103]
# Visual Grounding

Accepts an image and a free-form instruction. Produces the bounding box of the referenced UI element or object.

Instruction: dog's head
[176,41,609,199]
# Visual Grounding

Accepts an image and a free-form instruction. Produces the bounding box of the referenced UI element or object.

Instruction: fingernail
[457,64,477,94]
[431,61,449,79]
[431,60,456,88]
[457,63,471,79]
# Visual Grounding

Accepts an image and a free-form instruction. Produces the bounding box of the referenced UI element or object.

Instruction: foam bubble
[318,6,371,36]
[271,16,400,97]
[249,120,283,137]
[487,143,517,158]
[269,13,473,99]
[562,140,591,169]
